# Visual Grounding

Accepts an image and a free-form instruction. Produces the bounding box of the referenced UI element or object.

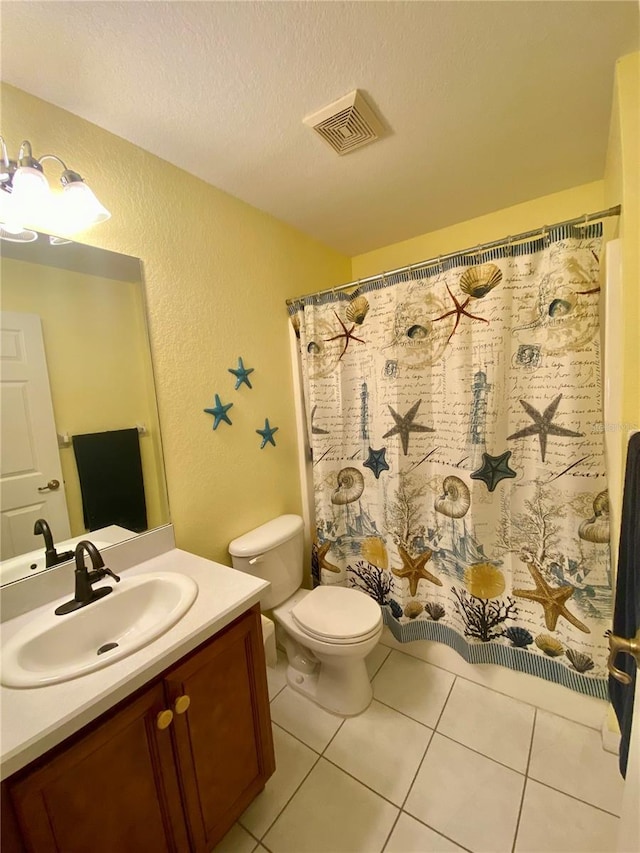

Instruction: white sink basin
[1,572,198,688]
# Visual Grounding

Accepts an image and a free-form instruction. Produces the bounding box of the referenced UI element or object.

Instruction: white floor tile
[266,652,289,701]
[405,733,524,853]
[263,758,398,853]
[212,822,257,853]
[437,678,535,772]
[373,651,455,728]
[240,725,318,839]
[269,686,344,752]
[528,710,624,814]
[325,699,433,805]
[366,643,391,681]
[384,813,465,852]
[515,779,619,853]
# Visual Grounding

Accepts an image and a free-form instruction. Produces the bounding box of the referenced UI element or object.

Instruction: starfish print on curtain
[507,394,584,462]
[383,400,435,455]
[391,546,442,596]
[433,283,489,343]
[293,223,611,699]
[513,555,590,633]
[324,311,365,361]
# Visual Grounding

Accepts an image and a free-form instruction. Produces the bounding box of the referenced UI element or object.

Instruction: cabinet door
[9,683,190,853]
[166,606,275,852]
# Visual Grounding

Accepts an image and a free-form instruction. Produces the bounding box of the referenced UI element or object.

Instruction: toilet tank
[228,514,304,610]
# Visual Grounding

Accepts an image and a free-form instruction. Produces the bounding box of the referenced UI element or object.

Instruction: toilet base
[285,656,373,717]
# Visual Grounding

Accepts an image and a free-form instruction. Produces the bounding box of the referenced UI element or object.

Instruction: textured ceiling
[1,1,638,255]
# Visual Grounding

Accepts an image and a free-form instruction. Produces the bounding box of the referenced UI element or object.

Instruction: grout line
[392,678,457,819]
[434,730,526,777]
[268,682,287,703]
[321,754,405,809]
[245,748,322,843]
[380,812,402,853]
[433,674,457,732]
[511,707,537,853]
[320,712,347,755]
[367,644,392,680]
[372,694,444,732]
[397,726,435,812]
[400,811,475,853]
[269,721,322,756]
[379,640,606,728]
[526,778,623,819]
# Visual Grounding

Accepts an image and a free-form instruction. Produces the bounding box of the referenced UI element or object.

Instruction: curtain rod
[286,204,621,307]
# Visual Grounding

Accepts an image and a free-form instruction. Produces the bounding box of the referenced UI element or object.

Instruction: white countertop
[0,547,268,780]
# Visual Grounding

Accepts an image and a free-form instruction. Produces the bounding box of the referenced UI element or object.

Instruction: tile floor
[214,639,624,853]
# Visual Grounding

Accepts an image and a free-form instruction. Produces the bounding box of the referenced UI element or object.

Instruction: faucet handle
[102,567,121,583]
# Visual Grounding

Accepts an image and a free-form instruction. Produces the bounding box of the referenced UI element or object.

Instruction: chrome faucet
[33,518,74,568]
[55,541,121,616]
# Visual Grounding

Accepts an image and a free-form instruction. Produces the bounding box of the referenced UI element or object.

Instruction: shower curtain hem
[382,609,608,700]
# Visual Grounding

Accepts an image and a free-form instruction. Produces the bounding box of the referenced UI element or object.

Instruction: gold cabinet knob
[607,629,640,685]
[174,695,191,715]
[156,709,174,730]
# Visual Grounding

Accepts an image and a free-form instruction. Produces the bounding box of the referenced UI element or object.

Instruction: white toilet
[229,514,383,716]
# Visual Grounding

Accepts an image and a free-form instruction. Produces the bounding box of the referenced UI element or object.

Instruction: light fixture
[0,136,111,239]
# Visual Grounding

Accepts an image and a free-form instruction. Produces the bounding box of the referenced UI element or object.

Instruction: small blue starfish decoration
[363,447,390,479]
[228,357,254,390]
[204,394,233,429]
[471,450,517,492]
[257,418,278,448]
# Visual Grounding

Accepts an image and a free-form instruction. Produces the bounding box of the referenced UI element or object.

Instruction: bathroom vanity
[0,529,275,853]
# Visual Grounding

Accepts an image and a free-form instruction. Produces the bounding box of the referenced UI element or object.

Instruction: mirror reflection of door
[0,311,71,559]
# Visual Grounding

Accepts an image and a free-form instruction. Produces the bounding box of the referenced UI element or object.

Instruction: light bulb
[10,166,53,231]
[58,180,110,233]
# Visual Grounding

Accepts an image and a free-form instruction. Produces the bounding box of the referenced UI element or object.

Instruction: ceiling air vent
[303,90,384,155]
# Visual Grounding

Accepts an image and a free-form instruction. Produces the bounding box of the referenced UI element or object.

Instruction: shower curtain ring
[506,236,513,257]
[438,255,444,274]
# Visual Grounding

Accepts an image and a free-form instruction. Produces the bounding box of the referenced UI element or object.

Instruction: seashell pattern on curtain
[290,224,611,698]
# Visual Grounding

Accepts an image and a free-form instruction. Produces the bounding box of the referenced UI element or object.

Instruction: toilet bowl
[273,587,383,716]
[229,515,383,716]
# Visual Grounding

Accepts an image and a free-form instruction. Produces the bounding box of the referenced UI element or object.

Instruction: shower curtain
[290,222,612,699]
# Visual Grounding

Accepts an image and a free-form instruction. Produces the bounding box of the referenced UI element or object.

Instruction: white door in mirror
[1,572,198,688]
[0,311,71,558]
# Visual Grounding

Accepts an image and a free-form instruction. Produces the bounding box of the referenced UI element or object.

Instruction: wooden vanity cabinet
[3,605,275,853]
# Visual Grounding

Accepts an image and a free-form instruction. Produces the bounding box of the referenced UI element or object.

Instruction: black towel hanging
[609,431,640,778]
[72,428,148,534]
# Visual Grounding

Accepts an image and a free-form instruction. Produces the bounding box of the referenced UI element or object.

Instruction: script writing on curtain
[291,222,611,699]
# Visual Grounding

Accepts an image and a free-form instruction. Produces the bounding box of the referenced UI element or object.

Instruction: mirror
[0,231,170,585]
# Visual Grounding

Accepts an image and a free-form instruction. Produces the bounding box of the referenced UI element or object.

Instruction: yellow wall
[1,256,168,536]
[604,52,640,501]
[0,84,351,564]
[352,182,605,278]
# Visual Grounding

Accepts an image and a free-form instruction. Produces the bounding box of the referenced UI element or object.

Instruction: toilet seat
[291,585,382,644]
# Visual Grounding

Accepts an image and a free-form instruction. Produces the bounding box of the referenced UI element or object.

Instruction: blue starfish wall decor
[257,418,278,448]
[363,447,390,479]
[470,450,517,492]
[204,394,233,429]
[228,357,254,390]
[383,399,435,456]
[507,394,583,462]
